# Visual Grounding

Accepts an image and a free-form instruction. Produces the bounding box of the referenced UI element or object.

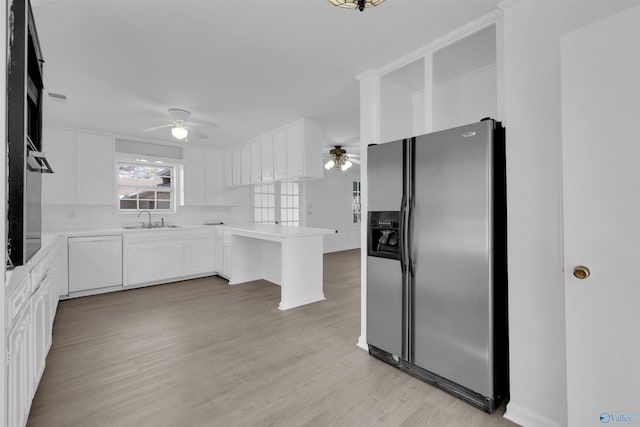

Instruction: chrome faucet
[137,210,152,228]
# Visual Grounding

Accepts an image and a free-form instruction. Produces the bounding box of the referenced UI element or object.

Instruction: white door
[561,7,640,427]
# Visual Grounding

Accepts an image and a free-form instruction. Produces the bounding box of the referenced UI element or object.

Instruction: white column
[356,70,379,350]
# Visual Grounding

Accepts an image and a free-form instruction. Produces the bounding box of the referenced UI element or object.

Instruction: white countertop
[217,223,335,239]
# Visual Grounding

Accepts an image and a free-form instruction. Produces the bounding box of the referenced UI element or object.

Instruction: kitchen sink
[122,224,180,230]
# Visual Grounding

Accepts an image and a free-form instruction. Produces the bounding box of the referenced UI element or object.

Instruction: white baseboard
[504,402,562,427]
[228,274,263,285]
[278,293,325,311]
[356,336,368,351]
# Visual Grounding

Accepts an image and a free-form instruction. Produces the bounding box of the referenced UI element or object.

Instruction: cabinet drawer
[125,233,179,245]
[7,277,30,327]
[30,246,59,294]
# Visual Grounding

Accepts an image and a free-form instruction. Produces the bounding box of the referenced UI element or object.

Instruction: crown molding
[356,69,378,81]
[498,0,522,11]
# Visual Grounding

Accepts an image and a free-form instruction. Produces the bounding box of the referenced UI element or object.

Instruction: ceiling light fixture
[171,125,188,140]
[324,146,353,171]
[327,0,385,12]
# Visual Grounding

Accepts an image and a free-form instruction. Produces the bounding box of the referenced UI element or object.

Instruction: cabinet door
[155,243,184,280]
[232,148,242,186]
[261,135,274,182]
[286,122,304,177]
[76,133,114,205]
[241,144,251,185]
[42,146,76,204]
[273,129,288,180]
[8,305,31,427]
[206,163,224,205]
[76,150,113,205]
[250,140,262,183]
[183,161,206,206]
[126,245,155,286]
[184,238,216,276]
[223,150,233,187]
[31,287,48,387]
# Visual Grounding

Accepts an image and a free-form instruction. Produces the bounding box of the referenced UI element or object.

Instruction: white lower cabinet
[125,242,183,287]
[6,242,59,427]
[155,243,184,280]
[7,304,32,427]
[184,237,216,276]
[126,245,156,286]
[124,231,218,287]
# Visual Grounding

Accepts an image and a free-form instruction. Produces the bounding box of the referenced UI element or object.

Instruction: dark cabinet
[7,0,48,267]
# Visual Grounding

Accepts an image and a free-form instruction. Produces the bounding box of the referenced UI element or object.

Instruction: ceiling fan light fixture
[171,125,188,140]
[327,0,385,12]
[324,159,336,170]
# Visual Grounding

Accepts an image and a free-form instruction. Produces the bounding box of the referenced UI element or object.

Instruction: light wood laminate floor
[28,249,518,427]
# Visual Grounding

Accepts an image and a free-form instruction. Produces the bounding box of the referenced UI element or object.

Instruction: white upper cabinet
[75,132,114,205]
[182,147,207,206]
[232,147,242,186]
[223,150,233,187]
[240,144,251,185]
[42,129,114,206]
[250,139,262,184]
[42,129,75,205]
[260,134,274,182]
[286,122,304,177]
[205,151,226,205]
[273,129,287,180]
[183,147,229,206]
[225,118,323,186]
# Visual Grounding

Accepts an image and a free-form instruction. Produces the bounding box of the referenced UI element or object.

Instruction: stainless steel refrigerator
[366,119,508,413]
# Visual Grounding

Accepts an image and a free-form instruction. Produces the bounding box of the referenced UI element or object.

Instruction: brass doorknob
[573,265,591,279]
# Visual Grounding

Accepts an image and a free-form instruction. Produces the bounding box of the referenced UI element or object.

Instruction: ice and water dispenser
[367,211,400,260]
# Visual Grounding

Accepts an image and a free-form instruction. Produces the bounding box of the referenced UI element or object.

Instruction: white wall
[501,1,640,427]
[41,205,247,232]
[304,170,361,253]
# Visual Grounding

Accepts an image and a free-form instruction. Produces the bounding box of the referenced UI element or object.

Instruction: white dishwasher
[68,235,123,293]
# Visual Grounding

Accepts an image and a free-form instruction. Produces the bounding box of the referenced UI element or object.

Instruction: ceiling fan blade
[349,158,361,165]
[143,124,172,132]
[188,120,220,128]
[346,153,360,158]
[188,126,208,139]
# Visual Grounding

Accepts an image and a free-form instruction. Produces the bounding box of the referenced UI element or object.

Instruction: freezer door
[367,139,405,357]
[367,140,404,212]
[367,256,403,357]
[411,121,495,397]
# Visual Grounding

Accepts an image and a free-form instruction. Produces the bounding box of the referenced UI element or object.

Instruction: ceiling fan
[142,108,218,141]
[324,145,360,171]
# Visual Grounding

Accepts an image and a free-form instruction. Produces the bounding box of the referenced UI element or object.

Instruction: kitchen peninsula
[217,223,335,310]
[24,223,336,311]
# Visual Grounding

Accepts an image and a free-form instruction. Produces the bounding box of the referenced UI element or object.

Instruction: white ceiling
[33,0,501,150]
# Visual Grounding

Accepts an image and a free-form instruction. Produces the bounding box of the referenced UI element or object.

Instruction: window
[352,181,361,224]
[280,182,300,227]
[254,182,301,227]
[254,183,276,223]
[118,161,175,212]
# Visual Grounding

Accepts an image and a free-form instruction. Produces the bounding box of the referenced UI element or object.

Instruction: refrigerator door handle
[407,195,415,275]
[400,195,408,274]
